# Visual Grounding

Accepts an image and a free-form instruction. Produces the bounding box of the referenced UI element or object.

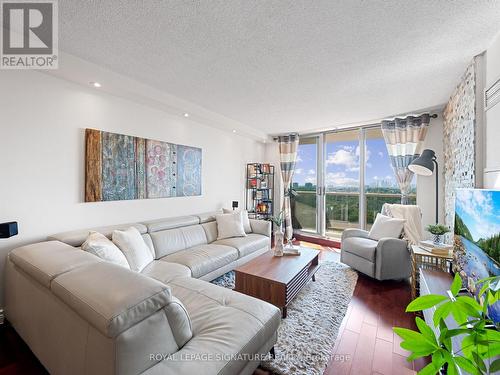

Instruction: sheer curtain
[381,114,430,204]
[278,134,299,239]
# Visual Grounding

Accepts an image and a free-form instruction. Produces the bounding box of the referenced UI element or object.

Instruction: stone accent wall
[443,61,476,233]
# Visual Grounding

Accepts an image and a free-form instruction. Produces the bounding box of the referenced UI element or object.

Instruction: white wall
[417,116,445,230]
[485,32,500,175]
[0,70,264,305]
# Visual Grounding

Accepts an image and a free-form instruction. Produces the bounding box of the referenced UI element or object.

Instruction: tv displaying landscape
[454,188,500,323]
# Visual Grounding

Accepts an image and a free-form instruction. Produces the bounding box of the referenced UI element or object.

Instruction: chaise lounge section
[5,211,281,375]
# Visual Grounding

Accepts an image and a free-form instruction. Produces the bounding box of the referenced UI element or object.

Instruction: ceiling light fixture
[232,129,237,133]
[183,113,189,117]
[90,82,101,88]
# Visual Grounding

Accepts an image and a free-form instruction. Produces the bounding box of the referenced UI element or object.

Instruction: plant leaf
[490,358,500,373]
[454,356,482,375]
[407,294,448,312]
[433,301,452,327]
[456,296,482,312]
[417,361,442,375]
[415,317,438,345]
[451,273,463,296]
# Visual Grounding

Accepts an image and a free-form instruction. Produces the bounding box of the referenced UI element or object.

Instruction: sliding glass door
[292,126,416,239]
[291,136,319,233]
[325,129,360,238]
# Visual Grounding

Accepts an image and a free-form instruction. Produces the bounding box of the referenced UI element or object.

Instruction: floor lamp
[408,149,439,224]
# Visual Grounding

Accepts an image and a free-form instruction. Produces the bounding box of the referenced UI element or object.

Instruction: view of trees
[291,186,416,231]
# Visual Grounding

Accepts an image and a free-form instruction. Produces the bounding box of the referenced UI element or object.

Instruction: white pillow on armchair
[368,213,406,241]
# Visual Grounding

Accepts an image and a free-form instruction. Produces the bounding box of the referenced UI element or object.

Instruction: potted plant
[394,274,500,374]
[269,211,285,256]
[426,224,451,244]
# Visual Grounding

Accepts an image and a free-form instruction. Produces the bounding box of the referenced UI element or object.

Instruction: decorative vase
[432,234,443,245]
[274,228,284,257]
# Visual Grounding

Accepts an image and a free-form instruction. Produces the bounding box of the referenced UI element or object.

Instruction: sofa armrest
[375,238,411,280]
[341,228,370,242]
[249,219,271,238]
[51,262,172,338]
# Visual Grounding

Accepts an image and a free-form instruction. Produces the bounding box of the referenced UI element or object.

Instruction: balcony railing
[291,190,416,238]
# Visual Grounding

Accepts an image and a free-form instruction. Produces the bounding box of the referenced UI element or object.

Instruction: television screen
[454,188,500,323]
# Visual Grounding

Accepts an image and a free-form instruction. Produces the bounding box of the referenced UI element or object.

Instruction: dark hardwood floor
[0,242,425,375]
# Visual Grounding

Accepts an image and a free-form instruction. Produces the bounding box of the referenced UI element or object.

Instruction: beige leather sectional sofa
[5,211,281,375]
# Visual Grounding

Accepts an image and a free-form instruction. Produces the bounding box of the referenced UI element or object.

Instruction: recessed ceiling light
[90,82,101,88]
[183,113,189,117]
[232,129,237,133]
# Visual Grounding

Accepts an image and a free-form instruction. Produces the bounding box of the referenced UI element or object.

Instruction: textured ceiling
[59,1,500,134]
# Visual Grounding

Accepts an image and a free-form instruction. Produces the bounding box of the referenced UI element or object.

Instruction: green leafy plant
[426,224,451,236]
[269,210,285,227]
[394,274,500,374]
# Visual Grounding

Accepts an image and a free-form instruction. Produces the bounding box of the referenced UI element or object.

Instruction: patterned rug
[211,261,358,375]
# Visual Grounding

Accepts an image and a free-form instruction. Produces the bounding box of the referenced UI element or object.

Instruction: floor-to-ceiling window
[291,136,318,233]
[292,126,416,239]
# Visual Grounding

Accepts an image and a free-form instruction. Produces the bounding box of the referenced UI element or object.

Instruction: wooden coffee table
[234,247,320,318]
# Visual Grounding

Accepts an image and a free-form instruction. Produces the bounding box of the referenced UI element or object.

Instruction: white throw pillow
[112,227,153,272]
[82,231,130,269]
[216,212,247,240]
[368,213,406,241]
[222,208,252,233]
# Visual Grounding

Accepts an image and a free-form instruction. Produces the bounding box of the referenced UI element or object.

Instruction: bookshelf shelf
[246,163,275,220]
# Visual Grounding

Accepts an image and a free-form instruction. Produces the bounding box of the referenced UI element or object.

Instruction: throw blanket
[383,204,423,246]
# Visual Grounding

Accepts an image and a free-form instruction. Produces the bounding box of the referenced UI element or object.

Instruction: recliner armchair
[340,228,411,281]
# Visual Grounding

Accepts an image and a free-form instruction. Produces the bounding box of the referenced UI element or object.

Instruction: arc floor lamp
[408,149,439,224]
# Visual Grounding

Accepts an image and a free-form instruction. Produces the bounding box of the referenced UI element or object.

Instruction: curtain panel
[381,114,430,204]
[278,134,299,239]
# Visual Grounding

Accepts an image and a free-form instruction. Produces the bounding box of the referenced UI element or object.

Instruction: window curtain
[278,133,299,239]
[381,114,430,204]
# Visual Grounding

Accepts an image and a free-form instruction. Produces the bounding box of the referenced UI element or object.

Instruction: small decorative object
[232,201,238,210]
[426,224,450,244]
[270,211,285,257]
[394,274,500,375]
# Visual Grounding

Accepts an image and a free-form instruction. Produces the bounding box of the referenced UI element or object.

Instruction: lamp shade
[408,149,435,176]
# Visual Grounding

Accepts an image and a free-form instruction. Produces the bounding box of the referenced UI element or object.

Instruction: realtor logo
[1,0,58,69]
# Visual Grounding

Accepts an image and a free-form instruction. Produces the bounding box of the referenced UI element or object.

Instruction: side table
[410,245,453,300]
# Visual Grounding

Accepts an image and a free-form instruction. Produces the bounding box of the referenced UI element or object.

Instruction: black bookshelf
[245,163,275,220]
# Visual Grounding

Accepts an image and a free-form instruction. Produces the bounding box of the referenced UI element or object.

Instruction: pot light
[232,129,237,133]
[183,113,189,117]
[90,82,101,88]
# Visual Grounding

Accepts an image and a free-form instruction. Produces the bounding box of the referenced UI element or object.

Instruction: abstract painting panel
[101,132,136,201]
[145,140,176,198]
[85,129,202,202]
[176,145,202,197]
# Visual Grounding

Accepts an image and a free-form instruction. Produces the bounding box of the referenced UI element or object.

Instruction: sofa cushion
[82,231,130,269]
[223,208,252,233]
[144,216,199,233]
[214,233,269,257]
[202,221,218,243]
[48,223,148,247]
[215,212,246,240]
[9,241,103,288]
[161,244,238,278]
[51,262,172,338]
[112,227,154,272]
[141,260,192,283]
[158,277,281,375]
[342,237,378,262]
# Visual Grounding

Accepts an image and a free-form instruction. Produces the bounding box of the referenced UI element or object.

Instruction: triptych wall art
[85,128,202,202]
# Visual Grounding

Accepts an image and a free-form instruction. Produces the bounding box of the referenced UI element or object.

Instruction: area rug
[211,261,358,375]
